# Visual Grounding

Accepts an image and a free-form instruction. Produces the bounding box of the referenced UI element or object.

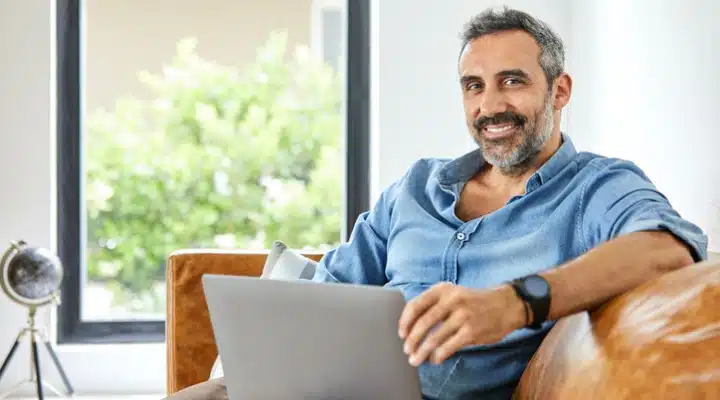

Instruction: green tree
[84,32,343,312]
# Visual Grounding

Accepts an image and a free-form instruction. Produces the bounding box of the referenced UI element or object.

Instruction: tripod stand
[0,307,74,399]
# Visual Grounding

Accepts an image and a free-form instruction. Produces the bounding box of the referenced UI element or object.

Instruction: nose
[478,87,509,117]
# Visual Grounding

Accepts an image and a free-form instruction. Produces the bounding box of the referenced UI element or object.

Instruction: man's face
[458,30,557,172]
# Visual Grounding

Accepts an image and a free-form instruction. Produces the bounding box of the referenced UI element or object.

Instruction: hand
[398,282,527,366]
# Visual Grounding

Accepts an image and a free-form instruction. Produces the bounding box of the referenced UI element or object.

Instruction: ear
[552,72,572,110]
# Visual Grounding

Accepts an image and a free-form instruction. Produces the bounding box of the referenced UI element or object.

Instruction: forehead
[459,30,542,78]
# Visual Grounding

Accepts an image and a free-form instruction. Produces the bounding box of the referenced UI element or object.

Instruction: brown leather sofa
[165,250,720,399]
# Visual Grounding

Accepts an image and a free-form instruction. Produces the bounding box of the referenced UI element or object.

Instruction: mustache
[473,112,527,132]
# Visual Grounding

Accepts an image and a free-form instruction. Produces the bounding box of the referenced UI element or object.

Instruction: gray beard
[477,98,555,176]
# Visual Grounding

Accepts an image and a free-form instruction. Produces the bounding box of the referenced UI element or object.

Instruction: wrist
[497,284,529,332]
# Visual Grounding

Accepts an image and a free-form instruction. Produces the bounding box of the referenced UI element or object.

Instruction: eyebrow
[459,69,531,85]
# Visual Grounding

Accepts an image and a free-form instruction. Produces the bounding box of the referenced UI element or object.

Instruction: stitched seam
[576,161,604,253]
[435,357,462,398]
[576,177,590,253]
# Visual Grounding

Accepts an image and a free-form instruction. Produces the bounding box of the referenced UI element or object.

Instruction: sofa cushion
[260,240,318,280]
[209,241,318,380]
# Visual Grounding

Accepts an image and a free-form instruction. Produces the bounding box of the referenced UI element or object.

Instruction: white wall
[0,0,718,396]
[0,0,59,396]
[566,0,720,251]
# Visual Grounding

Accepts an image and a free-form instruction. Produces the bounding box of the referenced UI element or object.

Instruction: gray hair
[459,7,565,85]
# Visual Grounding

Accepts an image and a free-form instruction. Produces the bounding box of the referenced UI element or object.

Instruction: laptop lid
[202,274,422,400]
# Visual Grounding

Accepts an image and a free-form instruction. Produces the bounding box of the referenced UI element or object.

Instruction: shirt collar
[437,133,577,190]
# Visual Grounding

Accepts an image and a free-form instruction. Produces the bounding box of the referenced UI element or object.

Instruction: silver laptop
[202,274,423,400]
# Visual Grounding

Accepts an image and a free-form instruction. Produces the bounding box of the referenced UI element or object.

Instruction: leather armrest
[166,250,268,394]
[514,259,720,399]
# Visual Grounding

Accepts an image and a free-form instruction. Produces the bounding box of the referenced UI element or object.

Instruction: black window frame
[56,0,371,344]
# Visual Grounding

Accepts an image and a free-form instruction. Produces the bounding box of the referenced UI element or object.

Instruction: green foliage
[84,32,343,312]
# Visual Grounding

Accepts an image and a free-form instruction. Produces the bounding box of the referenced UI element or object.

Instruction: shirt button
[456,232,466,241]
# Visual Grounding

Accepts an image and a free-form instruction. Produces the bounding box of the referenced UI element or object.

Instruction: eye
[466,82,482,91]
[503,78,523,86]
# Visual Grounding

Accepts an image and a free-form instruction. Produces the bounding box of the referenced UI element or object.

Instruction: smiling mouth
[482,122,519,139]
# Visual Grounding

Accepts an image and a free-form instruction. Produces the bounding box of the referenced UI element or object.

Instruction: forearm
[400,232,697,366]
[541,231,695,321]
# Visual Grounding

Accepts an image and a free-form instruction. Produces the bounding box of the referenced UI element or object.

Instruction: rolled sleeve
[580,159,708,262]
[616,209,708,262]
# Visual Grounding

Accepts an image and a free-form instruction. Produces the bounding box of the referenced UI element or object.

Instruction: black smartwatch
[510,274,551,330]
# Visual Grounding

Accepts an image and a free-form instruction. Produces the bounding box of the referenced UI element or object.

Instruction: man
[311,6,708,400]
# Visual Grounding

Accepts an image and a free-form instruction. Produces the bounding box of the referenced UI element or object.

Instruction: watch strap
[510,275,550,330]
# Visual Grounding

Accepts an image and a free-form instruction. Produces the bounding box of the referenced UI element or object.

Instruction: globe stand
[0,306,74,400]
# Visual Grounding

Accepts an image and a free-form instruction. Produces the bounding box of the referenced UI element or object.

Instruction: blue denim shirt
[311,134,708,399]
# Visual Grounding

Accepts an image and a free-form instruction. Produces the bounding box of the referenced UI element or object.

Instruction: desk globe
[0,240,74,399]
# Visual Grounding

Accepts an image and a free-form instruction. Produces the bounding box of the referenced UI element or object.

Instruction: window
[56,0,370,344]
[312,0,345,73]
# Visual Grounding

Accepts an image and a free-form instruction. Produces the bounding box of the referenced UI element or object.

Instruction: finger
[408,312,464,366]
[398,285,444,338]
[430,327,471,365]
[403,302,451,357]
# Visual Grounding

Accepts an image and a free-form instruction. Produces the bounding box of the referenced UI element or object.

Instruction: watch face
[524,276,548,297]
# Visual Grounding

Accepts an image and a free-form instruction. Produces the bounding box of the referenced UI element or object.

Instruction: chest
[384,206,579,297]
[454,180,520,222]
[383,178,587,295]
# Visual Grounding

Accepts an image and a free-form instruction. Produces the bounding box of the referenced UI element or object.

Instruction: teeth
[485,124,515,133]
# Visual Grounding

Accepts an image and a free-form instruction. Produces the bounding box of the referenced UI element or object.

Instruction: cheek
[514,99,543,121]
[505,95,529,113]
[462,105,474,123]
[462,96,481,120]
[506,87,543,108]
